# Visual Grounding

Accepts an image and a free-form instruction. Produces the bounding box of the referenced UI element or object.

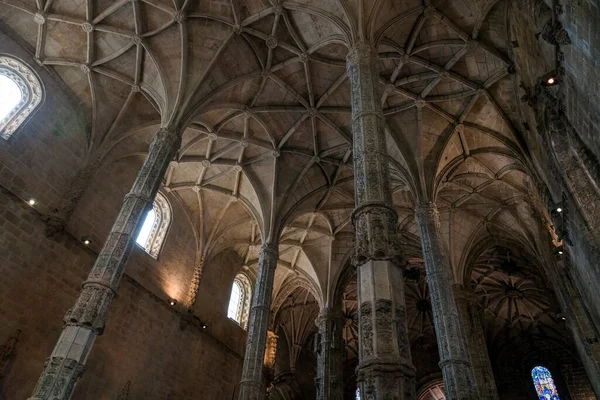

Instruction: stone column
[454,286,499,400]
[238,243,278,400]
[347,42,416,400]
[414,203,477,399]
[28,128,181,400]
[315,308,344,400]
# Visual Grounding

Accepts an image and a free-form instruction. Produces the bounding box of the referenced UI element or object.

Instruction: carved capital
[64,284,115,334]
[260,242,279,261]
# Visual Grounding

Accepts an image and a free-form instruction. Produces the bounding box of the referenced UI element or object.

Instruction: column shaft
[347,42,416,400]
[414,203,477,399]
[28,128,181,400]
[315,308,344,400]
[238,243,278,400]
[454,286,499,400]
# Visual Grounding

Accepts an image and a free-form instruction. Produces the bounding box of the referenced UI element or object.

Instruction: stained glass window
[532,366,560,400]
[355,387,360,400]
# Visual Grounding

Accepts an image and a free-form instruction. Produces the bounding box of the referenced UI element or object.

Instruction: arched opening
[135,191,171,258]
[0,75,21,120]
[531,366,561,400]
[0,56,43,140]
[227,273,252,329]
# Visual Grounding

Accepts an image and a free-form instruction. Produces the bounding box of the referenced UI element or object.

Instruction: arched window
[0,56,43,140]
[135,191,171,258]
[532,366,561,400]
[227,273,252,329]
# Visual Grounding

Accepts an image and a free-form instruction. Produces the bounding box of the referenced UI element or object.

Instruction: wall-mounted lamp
[28,199,36,206]
[556,313,566,321]
[169,299,177,306]
[540,71,560,87]
[200,322,208,329]
[82,237,91,245]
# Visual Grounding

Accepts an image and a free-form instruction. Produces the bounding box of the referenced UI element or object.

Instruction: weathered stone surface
[347,43,415,400]
[415,203,477,399]
[238,243,278,400]
[29,128,181,399]
[315,308,344,400]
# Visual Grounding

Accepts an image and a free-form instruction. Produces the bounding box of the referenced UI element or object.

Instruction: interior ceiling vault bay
[0,0,548,322]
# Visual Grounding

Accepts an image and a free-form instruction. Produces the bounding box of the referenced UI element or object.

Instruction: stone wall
[0,185,244,399]
[0,27,88,217]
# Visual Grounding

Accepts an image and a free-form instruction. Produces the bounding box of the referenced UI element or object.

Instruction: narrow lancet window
[135,191,171,258]
[227,273,252,329]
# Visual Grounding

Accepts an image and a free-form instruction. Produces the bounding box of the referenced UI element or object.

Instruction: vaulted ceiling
[0,0,562,371]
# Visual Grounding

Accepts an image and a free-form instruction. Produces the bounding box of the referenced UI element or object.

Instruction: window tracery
[227,273,252,329]
[532,366,561,400]
[0,56,43,140]
[135,191,171,258]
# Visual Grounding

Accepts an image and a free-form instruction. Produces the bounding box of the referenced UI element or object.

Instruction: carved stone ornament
[352,204,402,265]
[541,20,571,46]
[265,36,278,49]
[29,357,85,400]
[0,56,43,140]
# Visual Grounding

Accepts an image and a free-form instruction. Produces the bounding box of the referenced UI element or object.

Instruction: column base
[357,360,415,400]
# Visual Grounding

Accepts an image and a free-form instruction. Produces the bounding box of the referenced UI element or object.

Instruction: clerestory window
[532,366,561,400]
[135,191,171,258]
[227,273,252,329]
[0,56,43,140]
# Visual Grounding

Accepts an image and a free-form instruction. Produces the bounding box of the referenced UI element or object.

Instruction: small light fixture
[556,207,562,213]
[169,299,177,306]
[200,322,208,329]
[540,71,559,87]
[558,250,563,255]
[556,312,566,321]
[82,237,91,245]
[28,199,36,206]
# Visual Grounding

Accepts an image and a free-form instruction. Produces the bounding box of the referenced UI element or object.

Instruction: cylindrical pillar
[315,308,344,400]
[238,243,278,400]
[29,128,181,400]
[347,42,415,400]
[414,202,477,399]
[454,285,499,399]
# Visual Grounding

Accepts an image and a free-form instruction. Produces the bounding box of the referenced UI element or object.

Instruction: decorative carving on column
[238,242,278,400]
[453,285,499,400]
[44,157,101,237]
[315,308,344,400]
[347,42,415,400]
[264,330,278,380]
[28,127,181,400]
[185,257,205,310]
[414,203,477,399]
